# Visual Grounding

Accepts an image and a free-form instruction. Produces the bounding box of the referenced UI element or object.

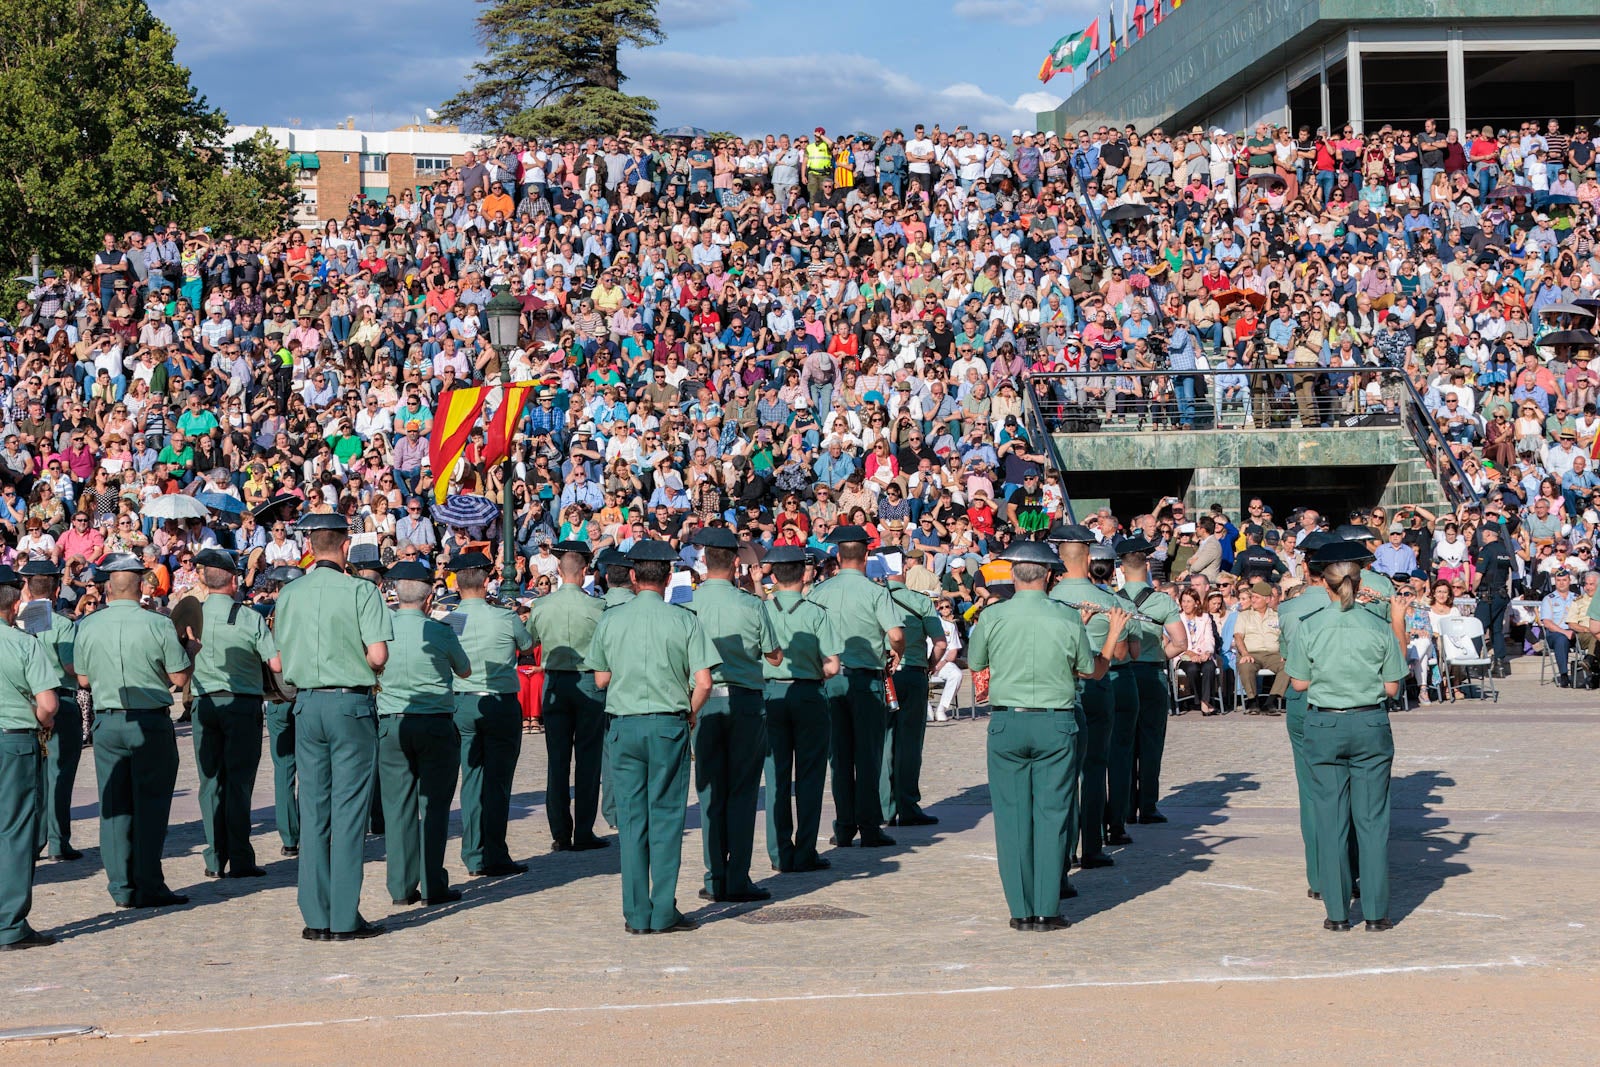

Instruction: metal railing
[1397,373,1483,510]
[1021,376,1078,524]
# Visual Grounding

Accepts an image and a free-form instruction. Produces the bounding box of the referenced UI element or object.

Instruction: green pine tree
[440,0,663,140]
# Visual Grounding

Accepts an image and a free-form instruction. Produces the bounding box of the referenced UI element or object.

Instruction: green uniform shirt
[377,609,470,716]
[602,587,635,610]
[30,607,77,691]
[886,581,944,668]
[690,579,779,689]
[1278,585,1331,650]
[191,595,279,697]
[1360,569,1396,625]
[969,590,1094,708]
[762,590,841,681]
[805,570,902,670]
[0,624,55,729]
[457,597,534,690]
[585,590,720,715]
[1285,603,1406,709]
[75,600,191,710]
[274,563,394,688]
[1120,580,1181,663]
[1590,594,1600,625]
[1051,576,1121,662]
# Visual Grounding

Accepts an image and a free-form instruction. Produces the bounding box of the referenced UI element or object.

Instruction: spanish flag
[482,381,538,468]
[429,386,490,504]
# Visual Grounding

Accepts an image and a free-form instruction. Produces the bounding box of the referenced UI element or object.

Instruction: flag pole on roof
[1038,19,1100,83]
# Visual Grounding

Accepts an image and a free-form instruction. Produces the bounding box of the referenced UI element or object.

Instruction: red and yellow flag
[483,381,538,468]
[429,386,490,504]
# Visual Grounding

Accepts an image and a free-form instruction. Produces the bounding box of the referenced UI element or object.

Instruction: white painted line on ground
[1412,908,1509,920]
[1199,882,1277,894]
[111,959,1536,1040]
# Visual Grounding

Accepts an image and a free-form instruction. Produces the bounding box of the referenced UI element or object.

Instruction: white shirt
[906,138,934,173]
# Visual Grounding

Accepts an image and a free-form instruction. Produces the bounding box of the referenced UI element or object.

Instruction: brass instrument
[1054,598,1161,626]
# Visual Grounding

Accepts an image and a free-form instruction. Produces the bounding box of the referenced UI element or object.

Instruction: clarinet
[1054,598,1161,625]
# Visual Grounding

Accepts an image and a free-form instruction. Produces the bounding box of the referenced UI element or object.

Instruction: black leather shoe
[144,893,189,908]
[1556,676,1572,688]
[301,927,331,941]
[1028,915,1071,931]
[281,846,299,858]
[1365,918,1395,931]
[571,837,610,851]
[697,888,717,901]
[659,916,698,933]
[1059,883,1079,900]
[0,931,56,950]
[858,833,896,848]
[1137,810,1168,824]
[203,868,223,878]
[114,900,137,909]
[330,922,386,941]
[51,847,83,861]
[1323,918,1352,931]
[393,891,422,905]
[229,866,268,879]
[472,862,528,876]
[625,923,654,935]
[1008,917,1028,930]
[424,889,463,905]
[550,839,572,852]
[722,888,772,903]
[891,813,939,827]
[1106,827,1134,846]
[793,858,831,872]
[1307,889,1322,900]
[827,835,854,847]
[1079,854,1115,869]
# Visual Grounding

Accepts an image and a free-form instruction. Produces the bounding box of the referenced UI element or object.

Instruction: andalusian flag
[1038,19,1099,82]
[482,381,539,468]
[429,386,490,504]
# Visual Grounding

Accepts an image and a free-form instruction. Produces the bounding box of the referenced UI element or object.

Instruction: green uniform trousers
[1128,662,1169,819]
[1076,678,1115,862]
[600,710,617,830]
[93,709,180,906]
[987,708,1077,920]
[293,690,378,934]
[377,714,460,902]
[1306,707,1392,924]
[35,690,82,856]
[264,700,299,849]
[1286,689,1360,893]
[880,667,931,823]
[542,670,606,847]
[454,693,522,871]
[828,669,890,843]
[694,687,766,896]
[1,732,42,945]
[368,754,385,836]
[1105,666,1139,829]
[192,694,265,874]
[609,713,692,931]
[764,679,829,871]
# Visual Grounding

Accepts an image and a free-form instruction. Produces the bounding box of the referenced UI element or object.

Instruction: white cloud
[658,0,750,31]
[950,0,1095,28]
[631,50,1061,137]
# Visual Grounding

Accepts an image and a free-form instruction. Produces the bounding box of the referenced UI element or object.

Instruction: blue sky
[149,0,1106,136]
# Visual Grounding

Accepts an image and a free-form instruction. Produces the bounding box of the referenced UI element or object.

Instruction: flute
[1055,599,1161,625]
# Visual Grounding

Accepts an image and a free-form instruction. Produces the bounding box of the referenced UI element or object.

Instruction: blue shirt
[1539,590,1576,628]
[1167,327,1198,371]
[1373,541,1419,577]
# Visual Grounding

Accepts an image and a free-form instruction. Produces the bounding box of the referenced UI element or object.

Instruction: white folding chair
[1439,615,1498,702]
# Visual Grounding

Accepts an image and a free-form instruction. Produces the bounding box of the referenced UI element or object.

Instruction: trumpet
[1055,599,1162,626]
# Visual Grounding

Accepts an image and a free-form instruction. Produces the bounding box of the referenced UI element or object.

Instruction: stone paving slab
[5,667,1596,1034]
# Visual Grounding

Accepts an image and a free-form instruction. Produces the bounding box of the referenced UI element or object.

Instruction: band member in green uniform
[1287,539,1406,932]
[969,541,1127,932]
[19,560,82,862]
[881,561,945,828]
[260,565,304,857]
[759,545,841,873]
[0,565,59,950]
[594,547,635,832]
[586,540,718,934]
[1111,536,1186,829]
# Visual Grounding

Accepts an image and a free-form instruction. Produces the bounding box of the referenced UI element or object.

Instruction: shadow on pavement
[1387,771,1473,924]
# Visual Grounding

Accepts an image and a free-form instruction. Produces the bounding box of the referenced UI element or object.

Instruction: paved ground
[3,664,1596,1062]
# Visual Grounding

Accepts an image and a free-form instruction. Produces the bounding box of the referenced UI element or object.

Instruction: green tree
[0,0,228,274]
[441,0,663,140]
[174,129,302,239]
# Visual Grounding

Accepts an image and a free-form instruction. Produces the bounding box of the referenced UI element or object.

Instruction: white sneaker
[934,710,950,723]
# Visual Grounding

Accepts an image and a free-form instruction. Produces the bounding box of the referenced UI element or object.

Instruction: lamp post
[484,286,524,595]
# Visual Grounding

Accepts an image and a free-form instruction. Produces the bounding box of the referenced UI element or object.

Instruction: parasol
[141,494,209,521]
[433,494,500,529]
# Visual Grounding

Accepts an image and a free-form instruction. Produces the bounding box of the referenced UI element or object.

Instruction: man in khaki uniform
[1234,579,1290,713]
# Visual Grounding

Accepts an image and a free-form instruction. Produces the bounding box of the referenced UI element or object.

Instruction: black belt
[767,677,822,684]
[303,686,373,695]
[1311,704,1385,714]
[991,706,1059,714]
[842,666,882,676]
[1,728,37,734]
[545,668,593,674]
[627,711,689,719]
[97,708,167,715]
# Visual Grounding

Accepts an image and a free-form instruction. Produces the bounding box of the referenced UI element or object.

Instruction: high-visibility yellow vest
[805,141,833,174]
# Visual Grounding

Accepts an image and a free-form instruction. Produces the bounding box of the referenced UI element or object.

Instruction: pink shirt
[57,527,105,563]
